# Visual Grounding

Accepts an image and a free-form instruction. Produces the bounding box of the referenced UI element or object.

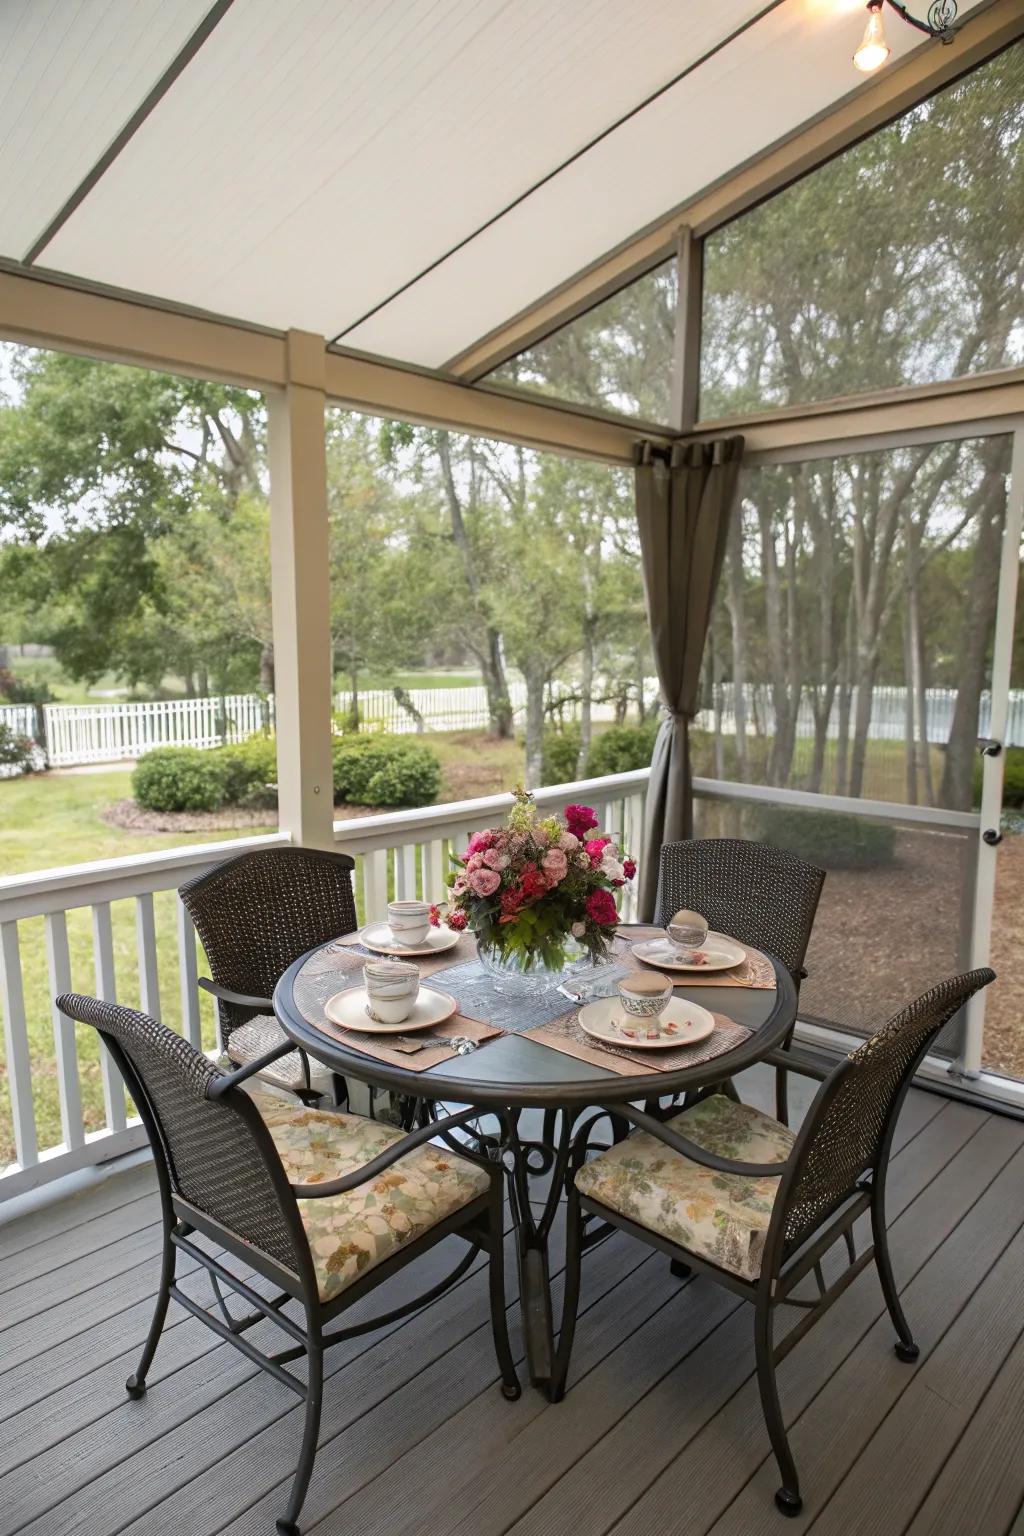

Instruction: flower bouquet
[439,788,636,988]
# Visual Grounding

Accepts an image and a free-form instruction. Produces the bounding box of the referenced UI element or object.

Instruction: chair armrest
[764,1044,832,1081]
[602,1102,790,1179]
[198,977,274,1011]
[207,1041,295,1099]
[291,1106,488,1198]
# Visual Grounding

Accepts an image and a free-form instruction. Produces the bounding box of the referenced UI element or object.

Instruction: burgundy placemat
[523,1009,751,1077]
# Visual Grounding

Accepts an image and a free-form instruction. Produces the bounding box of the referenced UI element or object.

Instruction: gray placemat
[431,960,589,1034]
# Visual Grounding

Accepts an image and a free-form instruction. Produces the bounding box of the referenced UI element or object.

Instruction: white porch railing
[0,771,649,1201]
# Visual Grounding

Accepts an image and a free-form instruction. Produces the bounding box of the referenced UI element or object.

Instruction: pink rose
[468,867,501,898]
[451,874,468,896]
[565,804,599,839]
[465,830,495,856]
[483,848,510,871]
[466,852,485,872]
[585,836,611,866]
[542,847,568,883]
[585,889,618,927]
[559,830,580,852]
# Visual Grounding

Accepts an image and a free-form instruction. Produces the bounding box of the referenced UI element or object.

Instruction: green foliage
[585,719,660,777]
[0,667,52,705]
[0,722,35,773]
[331,735,441,808]
[132,747,229,813]
[540,724,581,786]
[749,805,896,870]
[973,747,1024,810]
[218,736,279,808]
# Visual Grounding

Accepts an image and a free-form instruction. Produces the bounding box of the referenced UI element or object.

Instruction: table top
[273,931,798,1110]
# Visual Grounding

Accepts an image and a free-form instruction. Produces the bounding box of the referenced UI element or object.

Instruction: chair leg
[754,1287,802,1515]
[277,1314,324,1536]
[550,1183,584,1404]
[872,1188,919,1362]
[775,1064,791,1127]
[126,1219,176,1398]
[487,1183,521,1402]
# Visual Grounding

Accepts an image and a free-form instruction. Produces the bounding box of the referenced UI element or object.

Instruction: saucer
[324,985,459,1034]
[630,932,746,973]
[359,922,461,958]
[577,995,716,1049]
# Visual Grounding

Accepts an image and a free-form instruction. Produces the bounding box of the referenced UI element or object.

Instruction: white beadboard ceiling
[4,0,993,371]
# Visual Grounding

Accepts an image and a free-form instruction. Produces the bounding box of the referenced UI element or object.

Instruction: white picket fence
[696,683,1024,749]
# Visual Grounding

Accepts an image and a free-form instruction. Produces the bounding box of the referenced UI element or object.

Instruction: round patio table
[274,931,797,1396]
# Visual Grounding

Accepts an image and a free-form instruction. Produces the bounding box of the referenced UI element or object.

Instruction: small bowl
[387,899,432,947]
[364,959,420,1024]
[618,969,673,1020]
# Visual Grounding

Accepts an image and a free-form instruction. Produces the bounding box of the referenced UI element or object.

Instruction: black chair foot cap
[125,1375,146,1399]
[895,1340,920,1363]
[775,1488,803,1517]
[275,1521,299,1536]
[501,1381,522,1401]
[670,1259,692,1279]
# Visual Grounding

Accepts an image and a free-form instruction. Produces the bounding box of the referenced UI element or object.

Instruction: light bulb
[853,3,891,72]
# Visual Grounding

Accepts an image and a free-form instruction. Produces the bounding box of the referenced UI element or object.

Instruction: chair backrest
[179,845,357,1036]
[653,837,825,978]
[57,993,309,1283]
[777,968,994,1254]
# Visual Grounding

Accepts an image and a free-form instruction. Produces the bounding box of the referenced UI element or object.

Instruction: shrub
[972,746,1024,809]
[540,724,582,786]
[133,747,228,813]
[748,804,897,870]
[0,722,36,775]
[218,736,279,807]
[585,719,661,778]
[331,735,441,808]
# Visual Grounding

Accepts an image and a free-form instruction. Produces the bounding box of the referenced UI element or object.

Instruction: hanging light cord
[881,0,958,42]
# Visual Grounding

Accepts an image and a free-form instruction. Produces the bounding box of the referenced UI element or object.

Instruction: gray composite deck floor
[2,1066,1024,1536]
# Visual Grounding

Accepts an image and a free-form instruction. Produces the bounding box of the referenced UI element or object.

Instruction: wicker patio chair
[654,837,826,1123]
[551,968,994,1517]
[179,845,358,1103]
[57,993,519,1536]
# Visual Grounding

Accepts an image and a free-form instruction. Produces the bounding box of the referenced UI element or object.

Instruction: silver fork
[386,1034,479,1056]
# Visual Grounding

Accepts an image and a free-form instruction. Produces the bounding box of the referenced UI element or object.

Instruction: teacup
[666,908,709,963]
[618,969,674,1026]
[387,899,432,948]
[363,959,420,1025]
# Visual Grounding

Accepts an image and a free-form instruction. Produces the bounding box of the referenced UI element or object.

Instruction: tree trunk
[348,663,360,731]
[259,643,275,694]
[523,667,546,788]
[577,613,596,775]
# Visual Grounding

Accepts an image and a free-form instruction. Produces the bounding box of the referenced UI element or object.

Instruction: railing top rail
[692,775,980,830]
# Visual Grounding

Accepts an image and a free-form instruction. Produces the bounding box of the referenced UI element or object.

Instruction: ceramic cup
[666,908,709,963]
[618,969,674,1023]
[387,899,432,948]
[363,959,420,1025]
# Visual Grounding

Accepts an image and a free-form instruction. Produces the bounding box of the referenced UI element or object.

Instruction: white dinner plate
[630,931,746,973]
[358,921,461,957]
[324,986,458,1034]
[577,996,716,1050]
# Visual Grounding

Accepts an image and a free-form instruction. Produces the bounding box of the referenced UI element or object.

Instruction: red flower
[622,857,637,880]
[565,804,599,839]
[446,909,467,931]
[500,884,524,915]
[520,862,548,901]
[585,889,618,927]
[428,904,442,927]
[585,836,611,866]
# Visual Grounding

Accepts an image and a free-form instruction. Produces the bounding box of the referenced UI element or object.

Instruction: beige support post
[267,330,336,850]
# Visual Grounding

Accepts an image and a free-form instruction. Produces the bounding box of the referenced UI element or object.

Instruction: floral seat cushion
[226,1015,336,1096]
[574,1094,794,1281]
[247,1096,491,1302]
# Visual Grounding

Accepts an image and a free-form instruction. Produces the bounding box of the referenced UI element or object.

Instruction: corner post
[267,330,335,850]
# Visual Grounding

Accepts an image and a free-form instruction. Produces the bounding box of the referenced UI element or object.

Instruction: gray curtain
[636,436,744,921]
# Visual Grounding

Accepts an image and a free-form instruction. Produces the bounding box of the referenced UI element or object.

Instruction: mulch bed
[101,799,382,833]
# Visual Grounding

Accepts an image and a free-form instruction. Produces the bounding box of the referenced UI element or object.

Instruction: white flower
[576,851,590,867]
[601,855,625,882]
[571,921,586,939]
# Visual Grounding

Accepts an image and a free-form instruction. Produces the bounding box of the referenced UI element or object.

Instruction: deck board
[0,1071,1021,1536]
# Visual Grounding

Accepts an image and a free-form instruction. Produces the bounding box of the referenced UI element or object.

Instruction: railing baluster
[0,921,39,1169]
[424,840,445,902]
[396,842,417,901]
[362,849,388,921]
[44,912,85,1152]
[91,902,127,1133]
[135,893,161,1019]
[176,898,202,1048]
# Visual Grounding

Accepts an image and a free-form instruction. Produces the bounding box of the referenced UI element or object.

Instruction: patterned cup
[387,899,432,947]
[363,959,420,1024]
[618,969,673,1023]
